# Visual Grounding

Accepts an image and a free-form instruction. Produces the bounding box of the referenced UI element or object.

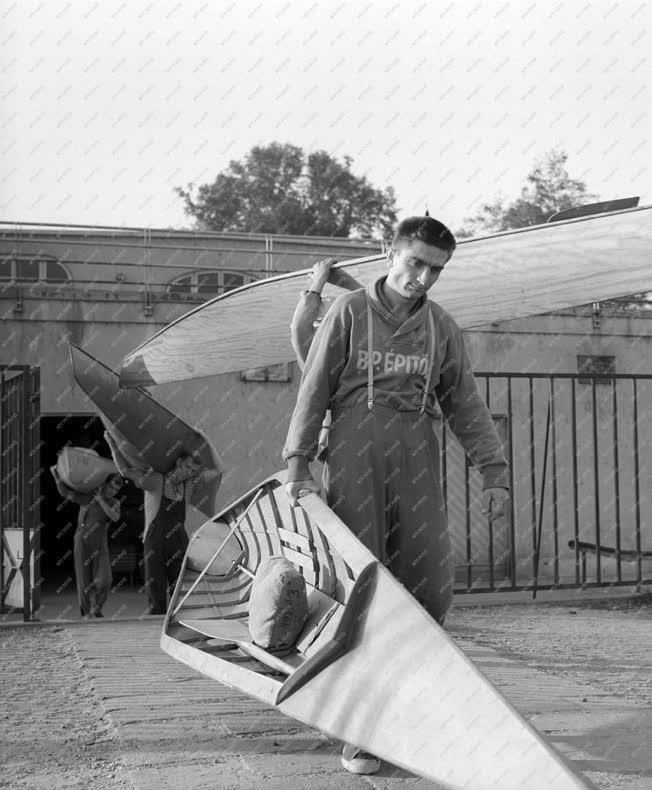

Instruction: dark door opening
[40,415,144,594]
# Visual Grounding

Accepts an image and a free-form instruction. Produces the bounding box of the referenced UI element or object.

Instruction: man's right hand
[285,478,322,507]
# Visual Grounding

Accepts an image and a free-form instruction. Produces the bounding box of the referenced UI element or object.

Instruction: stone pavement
[59,614,651,790]
[3,594,651,790]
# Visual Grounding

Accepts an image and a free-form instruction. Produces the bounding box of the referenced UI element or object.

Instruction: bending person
[104,433,202,615]
[51,465,123,618]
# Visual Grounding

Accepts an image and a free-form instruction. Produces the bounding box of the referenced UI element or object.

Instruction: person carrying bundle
[51,466,123,618]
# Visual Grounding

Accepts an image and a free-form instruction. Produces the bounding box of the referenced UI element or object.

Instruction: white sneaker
[341,744,381,775]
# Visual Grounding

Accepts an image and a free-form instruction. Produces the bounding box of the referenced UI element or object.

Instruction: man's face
[386,239,451,300]
[103,478,123,498]
[173,455,202,482]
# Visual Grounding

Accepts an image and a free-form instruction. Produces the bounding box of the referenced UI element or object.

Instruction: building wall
[465,313,652,586]
[0,227,383,302]
[2,227,651,587]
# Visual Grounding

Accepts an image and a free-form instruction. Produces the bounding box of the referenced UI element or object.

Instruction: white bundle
[56,446,118,493]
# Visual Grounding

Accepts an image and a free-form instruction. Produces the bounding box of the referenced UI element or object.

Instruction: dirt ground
[0,626,133,790]
[1,596,651,790]
[447,594,652,707]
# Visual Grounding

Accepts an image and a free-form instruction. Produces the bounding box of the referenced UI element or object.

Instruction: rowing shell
[163,472,598,790]
[120,205,652,387]
[69,344,222,517]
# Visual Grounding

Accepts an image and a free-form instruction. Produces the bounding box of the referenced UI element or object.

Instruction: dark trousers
[325,403,454,625]
[73,529,112,616]
[143,508,189,615]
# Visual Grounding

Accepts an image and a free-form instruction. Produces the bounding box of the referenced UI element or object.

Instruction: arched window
[0,255,69,283]
[168,270,255,298]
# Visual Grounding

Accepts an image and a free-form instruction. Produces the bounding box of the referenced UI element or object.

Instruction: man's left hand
[309,257,336,294]
[481,488,510,522]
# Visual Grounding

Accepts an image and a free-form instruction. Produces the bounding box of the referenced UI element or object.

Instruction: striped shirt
[105,436,196,541]
[141,472,195,541]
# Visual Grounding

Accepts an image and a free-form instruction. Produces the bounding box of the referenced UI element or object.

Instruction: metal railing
[0,366,41,620]
[446,372,652,594]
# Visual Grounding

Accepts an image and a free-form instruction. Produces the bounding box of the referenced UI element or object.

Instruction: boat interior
[165,477,374,700]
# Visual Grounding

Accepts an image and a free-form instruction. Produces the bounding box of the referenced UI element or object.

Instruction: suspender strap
[366,293,374,410]
[420,309,436,416]
[366,292,434,415]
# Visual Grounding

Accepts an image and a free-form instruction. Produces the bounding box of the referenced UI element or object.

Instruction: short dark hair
[392,216,456,256]
[103,472,123,487]
[178,452,202,466]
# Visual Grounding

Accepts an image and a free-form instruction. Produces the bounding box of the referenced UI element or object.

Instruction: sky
[1,0,651,235]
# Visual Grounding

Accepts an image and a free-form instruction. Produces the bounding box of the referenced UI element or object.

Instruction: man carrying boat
[51,466,123,618]
[104,434,203,615]
[283,216,510,775]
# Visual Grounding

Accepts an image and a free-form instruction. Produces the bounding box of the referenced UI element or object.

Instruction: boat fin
[547,196,639,222]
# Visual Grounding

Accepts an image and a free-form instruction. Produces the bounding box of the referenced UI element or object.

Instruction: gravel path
[0,625,133,790]
[447,595,652,707]
[2,596,651,790]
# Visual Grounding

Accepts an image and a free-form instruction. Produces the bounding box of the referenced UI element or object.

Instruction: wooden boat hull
[69,344,222,517]
[121,205,652,386]
[161,473,597,790]
[56,446,118,493]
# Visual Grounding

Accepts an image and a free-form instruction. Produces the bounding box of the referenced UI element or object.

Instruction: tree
[176,143,397,239]
[457,151,650,306]
[457,150,598,237]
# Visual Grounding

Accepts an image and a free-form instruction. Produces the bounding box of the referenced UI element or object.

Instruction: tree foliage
[176,143,397,239]
[457,150,598,237]
[457,150,650,305]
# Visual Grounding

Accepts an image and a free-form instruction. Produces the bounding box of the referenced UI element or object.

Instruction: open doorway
[40,414,144,600]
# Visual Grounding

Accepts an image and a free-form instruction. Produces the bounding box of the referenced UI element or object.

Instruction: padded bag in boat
[249,557,308,651]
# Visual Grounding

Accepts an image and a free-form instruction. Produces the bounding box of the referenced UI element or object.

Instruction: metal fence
[0,366,41,620]
[445,372,652,594]
[1,365,649,612]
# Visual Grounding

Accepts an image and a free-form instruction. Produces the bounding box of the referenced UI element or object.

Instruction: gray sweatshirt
[283,276,509,490]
